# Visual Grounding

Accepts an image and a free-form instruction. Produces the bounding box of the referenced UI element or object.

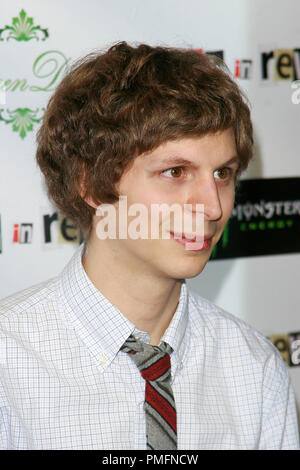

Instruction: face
[93,128,239,280]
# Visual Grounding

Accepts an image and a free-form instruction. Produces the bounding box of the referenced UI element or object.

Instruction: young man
[0,42,299,450]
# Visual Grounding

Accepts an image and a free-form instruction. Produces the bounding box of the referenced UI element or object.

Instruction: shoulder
[187,287,283,366]
[0,277,60,334]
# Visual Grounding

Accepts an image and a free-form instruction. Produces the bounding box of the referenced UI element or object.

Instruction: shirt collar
[57,242,190,373]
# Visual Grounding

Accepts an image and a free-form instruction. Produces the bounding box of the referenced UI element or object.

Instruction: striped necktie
[120,334,177,450]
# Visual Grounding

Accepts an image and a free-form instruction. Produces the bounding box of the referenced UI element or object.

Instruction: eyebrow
[153,155,240,168]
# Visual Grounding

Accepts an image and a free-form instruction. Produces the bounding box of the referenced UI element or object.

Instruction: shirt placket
[134,373,147,449]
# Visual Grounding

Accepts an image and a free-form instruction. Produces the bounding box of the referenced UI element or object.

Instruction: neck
[81,235,183,346]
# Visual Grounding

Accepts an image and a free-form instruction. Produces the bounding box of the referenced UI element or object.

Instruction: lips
[171,231,213,241]
[169,231,213,251]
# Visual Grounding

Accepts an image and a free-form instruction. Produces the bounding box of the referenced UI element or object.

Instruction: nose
[185,176,223,221]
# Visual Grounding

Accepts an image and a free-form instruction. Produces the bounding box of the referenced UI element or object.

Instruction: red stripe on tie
[146,382,177,433]
[141,354,170,381]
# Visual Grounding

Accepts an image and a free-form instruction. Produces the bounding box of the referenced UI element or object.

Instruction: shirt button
[180,361,183,369]
[98,354,107,365]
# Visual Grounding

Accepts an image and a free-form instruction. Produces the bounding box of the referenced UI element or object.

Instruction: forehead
[137,129,238,167]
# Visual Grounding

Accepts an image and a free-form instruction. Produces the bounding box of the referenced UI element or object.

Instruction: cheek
[126,187,176,212]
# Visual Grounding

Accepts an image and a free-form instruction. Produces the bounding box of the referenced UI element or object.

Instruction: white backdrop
[1,0,299,419]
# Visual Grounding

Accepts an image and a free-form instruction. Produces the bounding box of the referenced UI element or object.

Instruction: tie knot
[120,335,173,382]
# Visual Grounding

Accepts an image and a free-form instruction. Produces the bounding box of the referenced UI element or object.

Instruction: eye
[161,167,184,178]
[214,167,233,181]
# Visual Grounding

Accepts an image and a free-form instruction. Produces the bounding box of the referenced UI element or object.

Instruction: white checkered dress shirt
[0,243,299,450]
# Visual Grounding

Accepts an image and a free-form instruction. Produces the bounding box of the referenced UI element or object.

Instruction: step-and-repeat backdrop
[1,0,300,416]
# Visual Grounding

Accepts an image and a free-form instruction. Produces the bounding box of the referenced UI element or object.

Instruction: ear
[82,195,98,210]
[77,163,99,209]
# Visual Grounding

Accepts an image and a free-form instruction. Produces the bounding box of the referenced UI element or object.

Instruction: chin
[162,258,209,280]
[177,265,207,279]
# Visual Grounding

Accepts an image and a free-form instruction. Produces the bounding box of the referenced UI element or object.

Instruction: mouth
[171,231,212,241]
[169,232,213,251]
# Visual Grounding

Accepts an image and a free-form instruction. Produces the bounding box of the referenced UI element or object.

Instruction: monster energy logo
[240,219,294,231]
[232,200,300,220]
[210,198,299,260]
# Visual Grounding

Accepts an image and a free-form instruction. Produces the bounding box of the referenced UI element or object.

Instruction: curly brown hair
[36,41,253,242]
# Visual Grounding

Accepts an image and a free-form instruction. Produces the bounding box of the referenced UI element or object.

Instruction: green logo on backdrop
[0,50,71,93]
[0,108,44,139]
[0,49,70,138]
[0,9,48,41]
[0,10,69,138]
